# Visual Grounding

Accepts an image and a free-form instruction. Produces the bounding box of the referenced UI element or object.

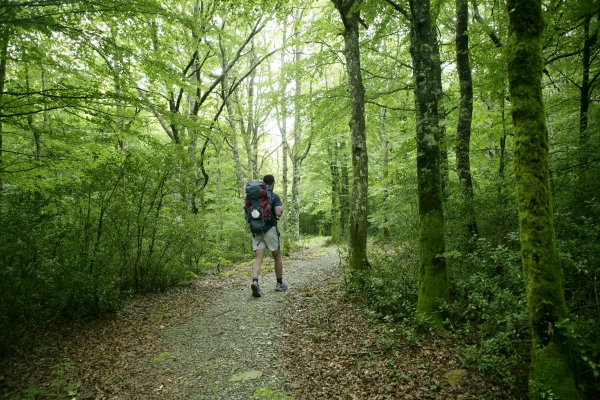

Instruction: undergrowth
[354,233,600,398]
[355,238,529,397]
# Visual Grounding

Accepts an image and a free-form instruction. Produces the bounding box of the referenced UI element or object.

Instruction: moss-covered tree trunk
[506,0,578,397]
[454,0,478,243]
[289,36,303,244]
[0,26,8,197]
[327,135,350,244]
[380,107,389,241]
[279,19,290,247]
[408,0,448,328]
[331,0,369,284]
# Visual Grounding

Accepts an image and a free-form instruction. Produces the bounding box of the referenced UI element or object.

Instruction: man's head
[263,174,275,186]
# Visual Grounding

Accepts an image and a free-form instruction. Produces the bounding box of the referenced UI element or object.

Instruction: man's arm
[274,205,283,217]
[273,193,283,217]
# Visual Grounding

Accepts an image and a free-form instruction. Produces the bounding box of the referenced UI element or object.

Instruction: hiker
[248,174,287,297]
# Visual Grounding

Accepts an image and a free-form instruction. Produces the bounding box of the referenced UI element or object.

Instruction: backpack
[244,181,273,234]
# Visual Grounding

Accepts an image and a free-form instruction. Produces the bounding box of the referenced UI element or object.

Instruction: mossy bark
[332,0,369,285]
[408,0,448,328]
[328,138,342,243]
[454,0,478,245]
[0,26,8,197]
[506,0,578,398]
[279,21,290,245]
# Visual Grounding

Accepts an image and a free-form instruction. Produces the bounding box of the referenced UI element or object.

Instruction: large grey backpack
[244,181,273,234]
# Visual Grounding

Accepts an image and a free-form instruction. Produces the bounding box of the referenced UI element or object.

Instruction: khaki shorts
[252,226,280,252]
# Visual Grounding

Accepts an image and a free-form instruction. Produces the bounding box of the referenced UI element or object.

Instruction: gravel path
[155,243,340,399]
[0,241,516,399]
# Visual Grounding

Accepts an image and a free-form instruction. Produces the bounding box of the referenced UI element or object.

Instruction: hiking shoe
[275,282,288,292]
[251,282,261,298]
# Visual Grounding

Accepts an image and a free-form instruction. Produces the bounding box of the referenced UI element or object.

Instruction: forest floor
[0,241,516,399]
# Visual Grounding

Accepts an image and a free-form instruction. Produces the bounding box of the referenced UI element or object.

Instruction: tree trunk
[110,26,127,153]
[236,59,259,182]
[245,44,259,180]
[328,137,350,243]
[328,139,341,243]
[506,0,578,397]
[499,88,509,179]
[279,19,290,244]
[339,139,350,239]
[409,0,448,328]
[220,39,246,197]
[454,0,478,242]
[289,34,303,243]
[0,26,9,197]
[579,13,598,146]
[380,108,389,241]
[223,86,246,197]
[331,0,369,285]
[436,65,449,202]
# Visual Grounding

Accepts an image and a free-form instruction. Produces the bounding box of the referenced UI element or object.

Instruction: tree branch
[383,0,410,21]
[365,99,415,112]
[471,0,503,47]
[196,18,266,110]
[135,86,175,141]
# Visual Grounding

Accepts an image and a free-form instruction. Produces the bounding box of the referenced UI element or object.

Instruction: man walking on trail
[250,174,287,297]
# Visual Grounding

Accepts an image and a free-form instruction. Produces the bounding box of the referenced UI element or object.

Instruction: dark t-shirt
[270,191,281,227]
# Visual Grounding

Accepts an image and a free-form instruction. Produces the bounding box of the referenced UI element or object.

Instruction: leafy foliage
[444,238,529,393]
[1,0,599,396]
[0,141,250,355]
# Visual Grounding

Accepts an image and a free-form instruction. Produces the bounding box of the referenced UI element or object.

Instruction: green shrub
[0,143,253,357]
[444,237,529,393]
[359,245,419,322]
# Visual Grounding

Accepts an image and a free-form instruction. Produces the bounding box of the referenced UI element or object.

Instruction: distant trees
[0,0,279,356]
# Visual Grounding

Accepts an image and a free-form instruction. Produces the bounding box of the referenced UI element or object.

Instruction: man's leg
[252,249,265,279]
[272,249,287,291]
[251,249,265,297]
[272,249,283,279]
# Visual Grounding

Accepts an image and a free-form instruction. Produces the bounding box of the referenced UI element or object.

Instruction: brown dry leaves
[1,252,515,399]
[0,270,246,399]
[276,269,515,399]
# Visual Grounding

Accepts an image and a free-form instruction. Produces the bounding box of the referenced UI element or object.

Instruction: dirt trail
[0,243,340,400]
[153,244,339,399]
[1,242,514,399]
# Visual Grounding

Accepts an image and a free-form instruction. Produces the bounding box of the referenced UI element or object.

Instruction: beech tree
[454,0,478,243]
[331,0,370,284]
[385,0,448,327]
[507,0,578,397]
[408,0,448,328]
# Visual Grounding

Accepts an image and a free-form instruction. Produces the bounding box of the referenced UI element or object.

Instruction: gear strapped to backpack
[244,181,274,235]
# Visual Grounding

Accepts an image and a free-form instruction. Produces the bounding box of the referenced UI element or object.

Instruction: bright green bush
[443,237,529,392]
[0,142,250,357]
[553,198,600,397]
[360,244,419,322]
